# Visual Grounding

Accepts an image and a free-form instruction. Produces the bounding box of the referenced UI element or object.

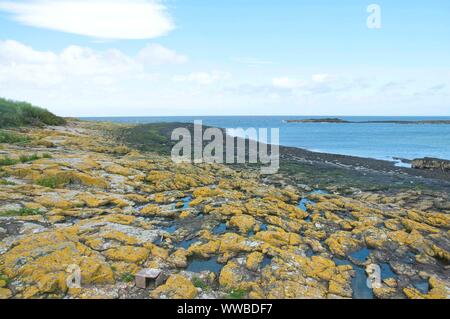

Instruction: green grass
[121,273,135,283]
[0,97,65,128]
[19,153,40,163]
[192,277,209,290]
[226,289,248,299]
[0,157,18,166]
[0,179,15,185]
[36,176,65,189]
[0,153,48,167]
[0,207,42,217]
[0,130,30,144]
[0,272,11,286]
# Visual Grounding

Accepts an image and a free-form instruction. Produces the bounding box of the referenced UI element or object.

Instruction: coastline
[0,119,449,300]
[83,115,450,164]
[115,120,450,191]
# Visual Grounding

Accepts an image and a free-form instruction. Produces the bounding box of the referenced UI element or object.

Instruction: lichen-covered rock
[188,240,220,258]
[255,230,301,247]
[246,252,264,271]
[219,261,244,290]
[0,228,114,297]
[140,204,161,216]
[1,120,449,300]
[325,232,360,257]
[373,286,397,299]
[229,215,256,234]
[0,288,12,299]
[150,274,197,299]
[168,249,190,268]
[145,243,169,260]
[104,246,149,264]
[403,277,448,299]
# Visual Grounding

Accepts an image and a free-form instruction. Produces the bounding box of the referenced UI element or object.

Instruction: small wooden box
[135,269,165,289]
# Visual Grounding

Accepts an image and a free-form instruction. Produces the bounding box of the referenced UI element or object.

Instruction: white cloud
[1,40,448,116]
[60,45,140,76]
[0,40,142,86]
[231,57,272,65]
[0,0,174,40]
[272,77,304,89]
[173,71,231,85]
[137,44,187,65]
[312,73,330,83]
[0,40,189,89]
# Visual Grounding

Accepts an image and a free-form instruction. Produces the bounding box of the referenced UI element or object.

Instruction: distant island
[287,118,350,123]
[287,118,450,124]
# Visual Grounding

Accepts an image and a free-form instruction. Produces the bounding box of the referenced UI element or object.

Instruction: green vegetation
[19,153,40,163]
[226,288,248,299]
[36,175,69,189]
[192,277,209,290]
[118,122,224,156]
[0,130,30,144]
[0,97,65,128]
[0,272,11,286]
[117,123,174,155]
[0,153,49,167]
[0,207,42,217]
[0,157,18,166]
[0,179,15,185]
[121,273,135,283]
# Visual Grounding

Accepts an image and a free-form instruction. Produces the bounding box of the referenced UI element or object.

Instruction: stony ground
[0,121,448,299]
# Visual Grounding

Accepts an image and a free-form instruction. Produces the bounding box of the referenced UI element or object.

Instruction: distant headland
[286,118,450,124]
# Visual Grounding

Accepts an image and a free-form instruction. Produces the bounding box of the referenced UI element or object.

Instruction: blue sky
[0,0,449,116]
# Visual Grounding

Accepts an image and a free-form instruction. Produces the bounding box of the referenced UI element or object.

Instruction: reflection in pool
[261,256,272,269]
[413,280,430,294]
[177,238,199,250]
[380,263,397,280]
[333,258,374,299]
[212,223,227,235]
[350,247,372,263]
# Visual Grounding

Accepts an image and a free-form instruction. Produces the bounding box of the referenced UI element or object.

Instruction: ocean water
[82,116,450,162]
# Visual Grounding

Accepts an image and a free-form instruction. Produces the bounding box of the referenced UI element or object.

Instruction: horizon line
[74,114,450,118]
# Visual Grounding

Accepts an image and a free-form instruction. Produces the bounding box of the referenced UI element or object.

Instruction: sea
[82,116,450,164]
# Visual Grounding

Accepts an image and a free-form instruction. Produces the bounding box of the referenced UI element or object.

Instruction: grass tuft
[0,179,15,185]
[0,272,11,286]
[226,289,248,299]
[0,153,50,167]
[19,153,40,163]
[0,157,18,166]
[0,130,29,144]
[36,176,68,189]
[121,273,135,283]
[0,207,42,217]
[192,277,209,290]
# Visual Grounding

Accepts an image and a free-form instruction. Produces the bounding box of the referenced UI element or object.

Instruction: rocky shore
[412,158,450,172]
[0,120,449,299]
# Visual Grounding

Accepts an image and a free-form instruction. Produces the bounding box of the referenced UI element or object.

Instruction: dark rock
[411,158,450,171]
